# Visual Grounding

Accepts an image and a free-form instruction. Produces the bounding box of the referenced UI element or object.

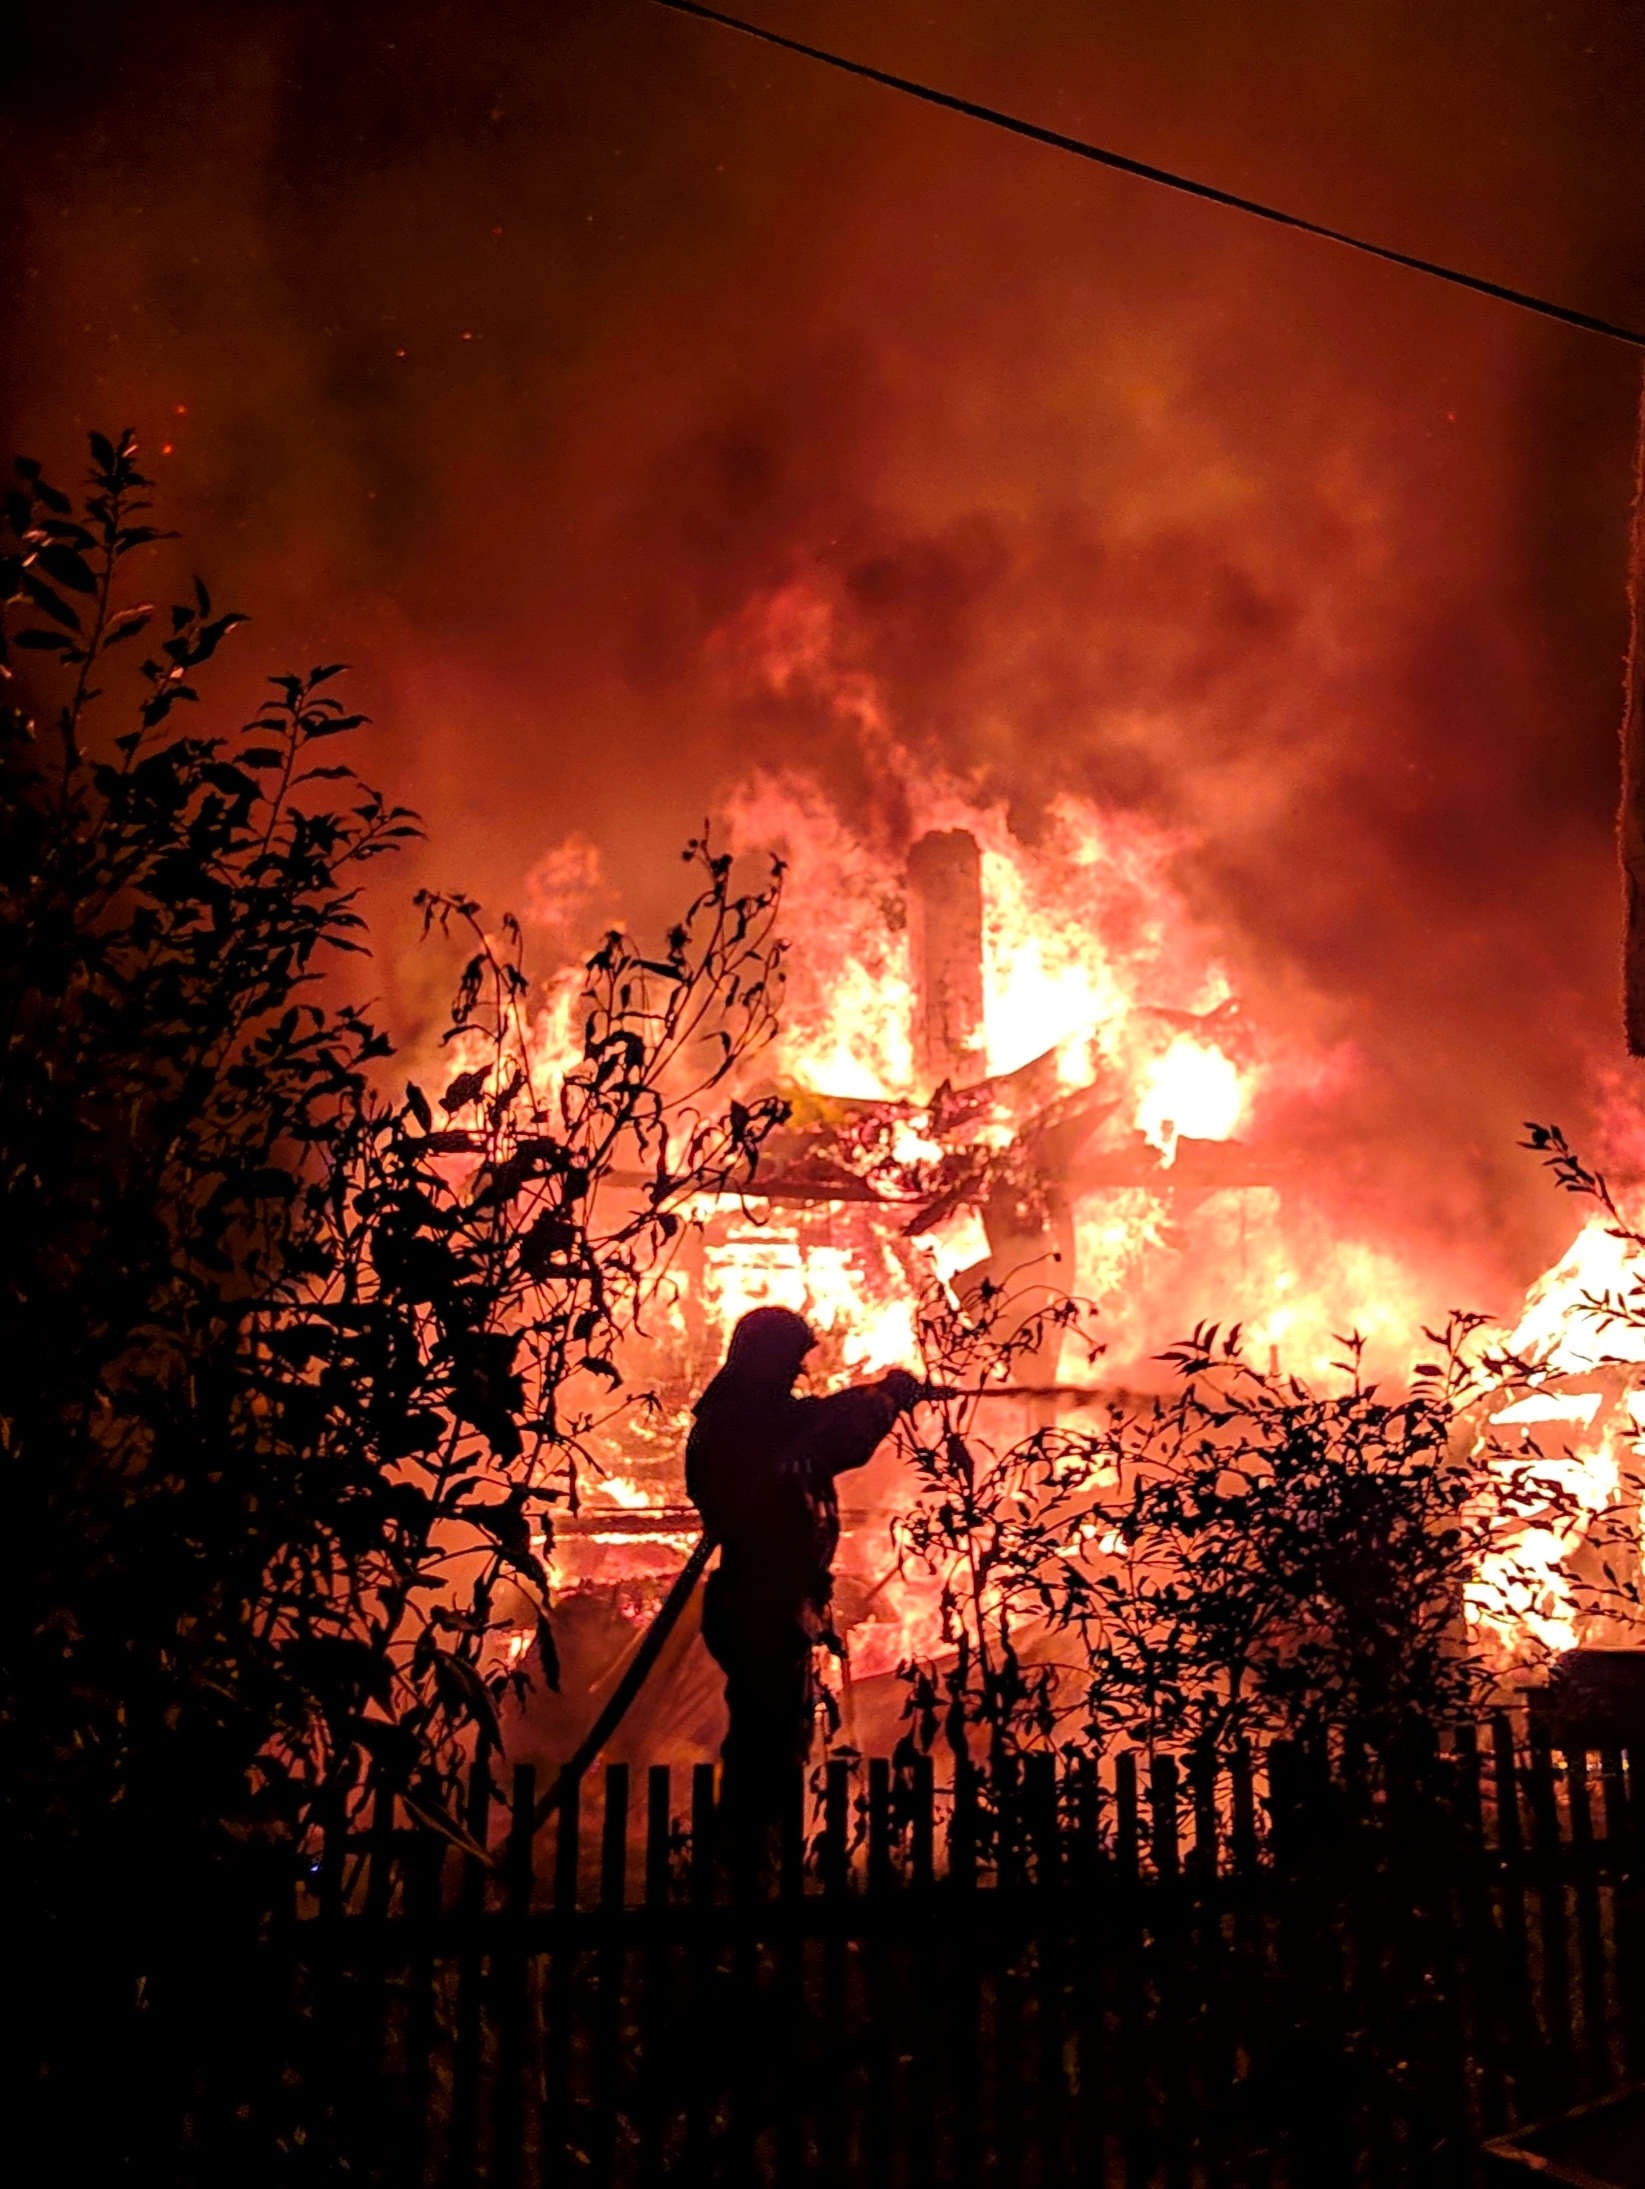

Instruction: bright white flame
[1467,1214,1645,1662]
[912,1206,992,1286]
[1135,1036,1247,1165]
[1509,1217,1645,1373]
[700,1225,920,1381]
[1490,1391,1604,1428]
[593,1473,652,1510]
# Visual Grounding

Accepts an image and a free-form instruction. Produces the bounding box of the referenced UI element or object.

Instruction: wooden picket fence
[77,1715,1645,2185]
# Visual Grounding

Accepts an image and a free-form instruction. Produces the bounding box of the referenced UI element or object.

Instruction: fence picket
[683,1762,717,2179]
[592,1766,630,2178]
[1151,1752,1180,1883]
[911,1752,935,1893]
[821,1758,852,2186]
[1601,1745,1631,1861]
[638,1765,674,2180]
[1230,1742,1257,1875]
[868,1756,893,1895]
[779,1763,805,1901]
[1492,1711,1524,1863]
[1024,1752,1058,1892]
[1114,1751,1139,1886]
[689,1762,715,1908]
[403,1829,442,2180]
[1619,1747,1645,2082]
[1529,1728,1578,2106]
[1563,1747,1611,2088]
[494,1762,535,2189]
[824,1758,850,1898]
[445,1745,492,2183]
[1190,1747,1218,1880]
[544,1772,579,2187]
[362,1775,396,2149]
[950,1757,978,1892]
[644,1764,670,1910]
[775,1762,807,2185]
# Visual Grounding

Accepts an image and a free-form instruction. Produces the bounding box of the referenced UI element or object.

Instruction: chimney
[907,829,986,1094]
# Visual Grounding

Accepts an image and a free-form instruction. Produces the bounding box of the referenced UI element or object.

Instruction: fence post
[690,1763,716,1909]
[1525,1727,1560,1862]
[546,1775,582,2189]
[681,1764,718,2182]
[645,1765,671,1910]
[1491,1712,1523,1866]
[1488,1712,1542,2115]
[403,1829,443,2178]
[1111,1751,1149,2184]
[1069,1754,1100,1886]
[592,1764,630,2177]
[317,1786,346,1926]
[1563,1747,1610,2084]
[868,1757,894,1896]
[1601,1745,1631,1864]
[779,1764,806,1902]
[996,1752,1022,1891]
[818,1758,854,2188]
[361,1777,396,2139]
[1230,1743,1257,1874]
[1266,1741,1300,1871]
[950,1756,978,1891]
[911,1753,935,1893]
[1150,1753,1180,1883]
[1617,1745,1645,2082]
[1452,1720,1483,1837]
[1151,1751,1194,2187]
[635,1764,675,2184]
[1024,1752,1059,1893]
[1026,1753,1068,2169]
[494,1763,536,2189]
[1190,1747,1218,1879]
[946,1755,983,2179]
[1114,1751,1140,1887]
[774,1762,808,2186]
[862,1757,896,2184]
[447,1743,493,2181]
[824,1760,851,1898]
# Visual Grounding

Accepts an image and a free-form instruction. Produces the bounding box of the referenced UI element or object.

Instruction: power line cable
[652,0,1645,350]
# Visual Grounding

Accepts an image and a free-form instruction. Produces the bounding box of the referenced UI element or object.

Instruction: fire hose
[533,1529,717,1830]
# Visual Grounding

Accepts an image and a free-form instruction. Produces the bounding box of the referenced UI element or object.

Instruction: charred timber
[907,829,986,1094]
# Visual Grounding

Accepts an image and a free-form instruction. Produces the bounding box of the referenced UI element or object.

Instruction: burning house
[512,777,1645,1770]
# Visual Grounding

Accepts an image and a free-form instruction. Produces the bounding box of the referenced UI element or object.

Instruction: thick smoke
[4,0,1645,1324]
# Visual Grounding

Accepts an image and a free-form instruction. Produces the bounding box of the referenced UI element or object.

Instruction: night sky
[5,0,1645,1306]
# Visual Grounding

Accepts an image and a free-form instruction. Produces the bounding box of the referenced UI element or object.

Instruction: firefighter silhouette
[686,1306,922,1774]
